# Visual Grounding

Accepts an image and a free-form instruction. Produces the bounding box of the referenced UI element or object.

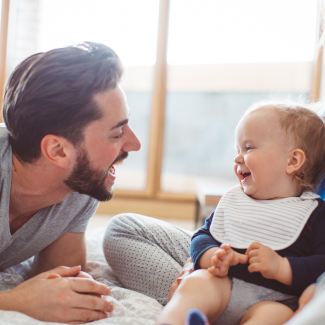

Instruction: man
[0,41,140,323]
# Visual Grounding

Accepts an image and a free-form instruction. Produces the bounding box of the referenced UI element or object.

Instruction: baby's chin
[241,186,265,200]
[245,190,280,200]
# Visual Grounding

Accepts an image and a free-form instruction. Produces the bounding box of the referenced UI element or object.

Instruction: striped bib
[210,186,319,250]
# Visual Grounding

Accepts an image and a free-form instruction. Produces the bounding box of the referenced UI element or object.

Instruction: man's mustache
[111,151,128,166]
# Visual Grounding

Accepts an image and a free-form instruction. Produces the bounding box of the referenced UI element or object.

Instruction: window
[162,0,319,194]
[1,0,322,219]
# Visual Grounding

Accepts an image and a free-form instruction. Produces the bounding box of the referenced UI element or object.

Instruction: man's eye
[114,133,123,139]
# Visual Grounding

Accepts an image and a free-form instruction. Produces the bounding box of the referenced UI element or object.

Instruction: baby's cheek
[233,164,240,179]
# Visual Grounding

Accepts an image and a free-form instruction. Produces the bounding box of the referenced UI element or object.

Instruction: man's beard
[64,148,127,202]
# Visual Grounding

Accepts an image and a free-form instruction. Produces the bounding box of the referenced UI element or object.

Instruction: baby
[156,101,325,325]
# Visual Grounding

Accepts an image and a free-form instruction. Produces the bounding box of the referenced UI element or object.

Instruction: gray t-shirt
[0,125,99,271]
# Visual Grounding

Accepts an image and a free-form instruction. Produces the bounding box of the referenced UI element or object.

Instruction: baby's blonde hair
[245,100,325,192]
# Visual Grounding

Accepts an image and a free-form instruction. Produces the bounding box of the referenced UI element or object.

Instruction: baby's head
[234,100,325,200]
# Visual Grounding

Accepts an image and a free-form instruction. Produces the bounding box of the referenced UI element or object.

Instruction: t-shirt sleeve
[65,195,99,233]
[190,212,221,269]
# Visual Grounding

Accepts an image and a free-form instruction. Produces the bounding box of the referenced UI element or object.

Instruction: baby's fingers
[220,243,231,251]
[208,266,220,276]
[215,248,227,258]
[246,242,263,255]
[248,262,261,273]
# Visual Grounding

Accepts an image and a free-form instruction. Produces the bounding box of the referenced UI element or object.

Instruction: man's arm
[0,266,112,323]
[31,232,87,276]
[0,232,115,323]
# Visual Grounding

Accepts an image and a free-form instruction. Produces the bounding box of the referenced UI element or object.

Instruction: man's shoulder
[0,124,11,169]
[0,124,9,147]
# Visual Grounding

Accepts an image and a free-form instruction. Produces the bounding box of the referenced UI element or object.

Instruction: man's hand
[168,258,194,302]
[208,243,248,277]
[0,265,114,324]
[246,242,292,285]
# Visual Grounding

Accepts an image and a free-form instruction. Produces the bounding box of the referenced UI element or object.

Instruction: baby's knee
[179,269,230,293]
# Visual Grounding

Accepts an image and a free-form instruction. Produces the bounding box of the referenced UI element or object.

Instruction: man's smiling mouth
[109,161,123,175]
[109,152,129,175]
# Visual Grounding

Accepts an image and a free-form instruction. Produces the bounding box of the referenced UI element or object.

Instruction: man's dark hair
[2,41,123,163]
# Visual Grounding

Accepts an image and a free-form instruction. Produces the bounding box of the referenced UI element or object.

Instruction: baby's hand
[246,242,292,284]
[208,243,248,277]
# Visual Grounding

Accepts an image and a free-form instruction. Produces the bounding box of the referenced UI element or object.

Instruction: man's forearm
[0,290,13,311]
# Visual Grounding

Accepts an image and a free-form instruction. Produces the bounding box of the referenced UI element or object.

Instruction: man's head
[63,86,141,201]
[3,42,141,201]
[3,41,123,163]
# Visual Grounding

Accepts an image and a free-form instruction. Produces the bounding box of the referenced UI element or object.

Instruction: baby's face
[234,109,295,200]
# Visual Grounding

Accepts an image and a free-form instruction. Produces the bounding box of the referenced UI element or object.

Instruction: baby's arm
[246,242,292,285]
[207,244,248,277]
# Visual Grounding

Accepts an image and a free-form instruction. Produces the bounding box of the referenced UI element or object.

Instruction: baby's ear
[286,149,306,175]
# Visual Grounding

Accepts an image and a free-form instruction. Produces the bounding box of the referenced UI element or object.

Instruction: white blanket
[0,228,162,325]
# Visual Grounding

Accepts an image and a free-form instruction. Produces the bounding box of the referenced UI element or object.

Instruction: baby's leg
[156,269,231,325]
[240,301,294,325]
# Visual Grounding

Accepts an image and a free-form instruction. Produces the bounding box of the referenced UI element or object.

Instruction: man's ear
[40,135,74,168]
[286,148,306,175]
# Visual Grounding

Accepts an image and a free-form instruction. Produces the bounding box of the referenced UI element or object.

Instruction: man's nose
[123,125,141,152]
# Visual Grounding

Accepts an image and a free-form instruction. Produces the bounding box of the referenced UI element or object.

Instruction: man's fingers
[71,293,113,313]
[76,271,93,279]
[70,278,110,296]
[47,274,61,280]
[50,265,82,278]
[68,308,108,323]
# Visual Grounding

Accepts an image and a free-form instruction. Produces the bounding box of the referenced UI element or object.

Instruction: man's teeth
[109,161,124,174]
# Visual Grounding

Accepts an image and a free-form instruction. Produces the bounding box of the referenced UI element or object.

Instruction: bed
[0,227,162,325]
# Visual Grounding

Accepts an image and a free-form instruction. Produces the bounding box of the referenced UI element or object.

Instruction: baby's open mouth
[241,172,251,178]
[238,170,251,180]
